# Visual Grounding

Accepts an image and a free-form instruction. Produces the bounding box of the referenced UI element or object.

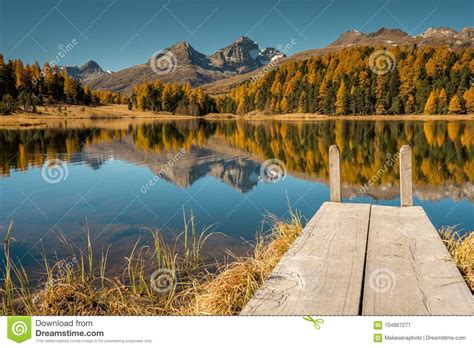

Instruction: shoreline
[244,113,474,121]
[0,105,198,128]
[1,104,473,128]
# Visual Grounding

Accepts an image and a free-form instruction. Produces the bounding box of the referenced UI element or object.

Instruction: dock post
[399,145,413,206]
[329,145,341,202]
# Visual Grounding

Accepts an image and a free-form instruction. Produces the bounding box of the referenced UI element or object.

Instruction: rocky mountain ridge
[329,26,474,48]
[76,26,473,95]
[62,60,110,84]
[85,36,283,94]
[202,26,474,94]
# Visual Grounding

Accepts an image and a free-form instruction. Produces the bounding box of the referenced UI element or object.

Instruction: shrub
[0,94,15,115]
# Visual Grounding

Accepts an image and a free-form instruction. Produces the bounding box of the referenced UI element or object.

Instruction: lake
[0,118,472,279]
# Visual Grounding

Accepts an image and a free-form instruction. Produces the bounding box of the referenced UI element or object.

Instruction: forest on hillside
[1,46,474,116]
[218,46,474,115]
[0,54,124,114]
[95,45,474,116]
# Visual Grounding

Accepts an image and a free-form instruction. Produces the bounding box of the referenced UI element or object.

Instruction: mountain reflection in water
[0,118,472,278]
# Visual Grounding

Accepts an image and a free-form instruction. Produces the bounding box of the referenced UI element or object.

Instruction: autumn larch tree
[424,90,438,114]
[463,87,474,113]
[335,80,348,115]
[448,95,463,114]
[438,88,448,114]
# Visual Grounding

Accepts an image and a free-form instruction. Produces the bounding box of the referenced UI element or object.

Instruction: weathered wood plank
[241,202,371,315]
[329,145,341,202]
[363,205,473,315]
[399,145,413,206]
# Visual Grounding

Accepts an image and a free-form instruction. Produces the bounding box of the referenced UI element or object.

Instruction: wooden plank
[241,202,371,315]
[363,205,473,315]
[399,145,413,206]
[329,145,341,202]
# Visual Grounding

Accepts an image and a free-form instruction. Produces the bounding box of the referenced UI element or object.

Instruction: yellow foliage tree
[424,90,438,114]
[438,88,447,114]
[335,80,347,115]
[63,72,77,101]
[448,95,463,114]
[463,87,474,113]
[280,97,289,113]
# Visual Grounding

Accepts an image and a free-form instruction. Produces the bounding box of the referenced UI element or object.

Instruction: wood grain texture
[329,145,341,202]
[363,205,473,315]
[240,202,371,315]
[399,145,413,206]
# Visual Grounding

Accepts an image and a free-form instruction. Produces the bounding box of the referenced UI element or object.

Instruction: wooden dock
[241,145,473,315]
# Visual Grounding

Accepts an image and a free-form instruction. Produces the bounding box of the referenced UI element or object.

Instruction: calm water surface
[0,118,472,277]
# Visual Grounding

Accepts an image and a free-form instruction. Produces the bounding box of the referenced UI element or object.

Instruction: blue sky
[1,0,473,71]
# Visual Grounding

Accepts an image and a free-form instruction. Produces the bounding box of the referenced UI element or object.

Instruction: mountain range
[62,60,111,84]
[84,36,283,95]
[66,26,474,95]
[329,27,474,47]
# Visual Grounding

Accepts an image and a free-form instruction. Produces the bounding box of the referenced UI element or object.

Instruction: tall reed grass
[0,211,303,315]
[439,227,473,292]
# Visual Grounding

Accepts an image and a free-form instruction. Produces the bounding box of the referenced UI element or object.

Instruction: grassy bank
[0,105,199,128]
[2,104,473,128]
[439,227,473,291]
[1,218,471,315]
[0,212,302,315]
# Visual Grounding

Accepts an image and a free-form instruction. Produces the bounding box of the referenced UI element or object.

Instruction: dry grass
[0,104,197,128]
[3,104,473,129]
[0,211,303,315]
[180,212,303,315]
[439,227,473,292]
[3,218,471,315]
